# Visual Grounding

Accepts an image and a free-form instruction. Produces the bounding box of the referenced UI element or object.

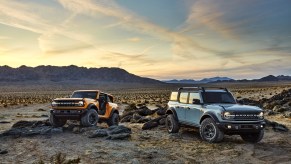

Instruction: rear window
[170,92,178,101]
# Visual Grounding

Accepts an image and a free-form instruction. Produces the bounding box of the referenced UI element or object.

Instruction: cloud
[127,37,141,42]
[57,0,222,58]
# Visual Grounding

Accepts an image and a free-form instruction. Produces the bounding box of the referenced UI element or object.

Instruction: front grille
[234,113,258,120]
[55,101,80,107]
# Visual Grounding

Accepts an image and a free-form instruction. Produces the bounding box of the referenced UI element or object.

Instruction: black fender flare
[199,111,220,124]
[109,108,119,117]
[166,108,179,122]
[87,104,98,111]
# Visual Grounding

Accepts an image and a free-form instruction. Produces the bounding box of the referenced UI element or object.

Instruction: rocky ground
[0,86,291,163]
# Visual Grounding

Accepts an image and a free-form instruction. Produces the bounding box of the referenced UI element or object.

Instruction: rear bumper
[217,121,265,134]
[50,109,87,119]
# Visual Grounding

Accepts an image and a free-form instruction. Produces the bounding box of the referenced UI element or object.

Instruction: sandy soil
[1,103,291,164]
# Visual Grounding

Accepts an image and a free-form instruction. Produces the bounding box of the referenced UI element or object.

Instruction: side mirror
[237,99,244,105]
[192,98,201,104]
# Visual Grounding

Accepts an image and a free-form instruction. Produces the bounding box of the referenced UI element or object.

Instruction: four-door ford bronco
[50,90,119,127]
[166,87,265,143]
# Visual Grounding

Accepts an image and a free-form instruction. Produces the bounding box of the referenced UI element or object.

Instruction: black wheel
[200,118,224,143]
[49,113,67,127]
[166,114,179,133]
[107,112,119,127]
[81,109,99,127]
[240,130,264,143]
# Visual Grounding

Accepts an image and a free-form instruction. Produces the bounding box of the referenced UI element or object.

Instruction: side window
[189,92,201,104]
[170,92,178,101]
[179,92,189,104]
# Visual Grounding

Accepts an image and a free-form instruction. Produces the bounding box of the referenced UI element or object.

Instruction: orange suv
[50,90,119,127]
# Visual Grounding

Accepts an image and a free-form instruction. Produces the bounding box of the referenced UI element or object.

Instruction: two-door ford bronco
[166,87,265,143]
[50,90,119,127]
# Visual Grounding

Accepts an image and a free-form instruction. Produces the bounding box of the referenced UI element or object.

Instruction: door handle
[186,107,191,110]
[176,106,180,108]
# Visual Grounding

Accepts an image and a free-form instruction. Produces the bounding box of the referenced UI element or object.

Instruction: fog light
[255,125,259,129]
[261,125,264,128]
[227,125,232,129]
[235,126,239,130]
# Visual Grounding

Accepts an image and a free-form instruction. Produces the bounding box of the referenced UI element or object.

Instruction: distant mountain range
[0,65,161,84]
[164,77,234,84]
[164,75,291,84]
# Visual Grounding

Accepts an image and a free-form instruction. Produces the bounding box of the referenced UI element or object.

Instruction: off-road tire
[80,109,99,127]
[166,114,180,133]
[49,113,67,127]
[107,112,119,127]
[200,118,224,143]
[240,130,264,143]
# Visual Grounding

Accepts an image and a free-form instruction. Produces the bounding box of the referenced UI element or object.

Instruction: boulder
[273,105,287,113]
[107,125,131,135]
[107,133,131,140]
[120,115,132,123]
[89,129,108,138]
[265,119,289,132]
[142,121,158,130]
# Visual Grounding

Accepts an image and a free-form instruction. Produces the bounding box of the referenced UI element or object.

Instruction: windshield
[202,92,236,104]
[71,91,97,99]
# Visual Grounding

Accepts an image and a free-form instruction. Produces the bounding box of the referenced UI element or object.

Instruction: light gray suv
[166,87,265,143]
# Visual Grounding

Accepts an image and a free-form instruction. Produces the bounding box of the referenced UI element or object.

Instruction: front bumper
[50,109,87,119]
[217,121,265,134]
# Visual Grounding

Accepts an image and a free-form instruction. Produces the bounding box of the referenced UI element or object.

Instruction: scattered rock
[142,121,158,130]
[265,119,289,132]
[156,108,166,116]
[107,133,131,140]
[273,105,287,113]
[0,149,8,155]
[0,121,10,124]
[89,129,108,138]
[265,110,276,116]
[283,111,291,118]
[37,108,46,111]
[137,106,156,116]
[120,115,132,123]
[88,125,131,140]
[107,125,131,135]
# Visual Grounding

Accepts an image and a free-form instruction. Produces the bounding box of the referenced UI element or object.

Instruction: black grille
[56,101,79,107]
[234,113,258,120]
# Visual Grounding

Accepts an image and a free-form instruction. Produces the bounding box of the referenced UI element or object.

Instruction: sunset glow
[0,0,290,80]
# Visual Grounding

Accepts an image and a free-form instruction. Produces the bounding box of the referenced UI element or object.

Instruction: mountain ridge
[0,65,162,84]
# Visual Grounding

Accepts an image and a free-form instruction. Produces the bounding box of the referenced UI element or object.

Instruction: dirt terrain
[0,82,291,163]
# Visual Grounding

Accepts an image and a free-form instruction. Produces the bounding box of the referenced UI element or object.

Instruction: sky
[0,0,291,80]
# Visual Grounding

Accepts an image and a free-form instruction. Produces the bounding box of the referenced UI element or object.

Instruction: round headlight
[51,101,57,107]
[258,112,264,119]
[78,101,84,106]
[223,112,235,119]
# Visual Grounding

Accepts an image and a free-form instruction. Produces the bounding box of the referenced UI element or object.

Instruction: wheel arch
[200,112,220,124]
[109,108,119,117]
[87,104,98,111]
[166,108,179,122]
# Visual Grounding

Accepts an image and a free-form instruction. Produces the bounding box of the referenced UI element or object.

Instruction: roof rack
[178,87,228,92]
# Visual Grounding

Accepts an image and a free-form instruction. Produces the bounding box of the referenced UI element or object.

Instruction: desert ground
[0,82,291,163]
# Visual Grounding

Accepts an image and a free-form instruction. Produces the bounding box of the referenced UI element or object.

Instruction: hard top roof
[73,90,113,96]
[178,87,229,92]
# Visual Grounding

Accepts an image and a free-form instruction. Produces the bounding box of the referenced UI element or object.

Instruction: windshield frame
[71,91,98,99]
[201,91,236,104]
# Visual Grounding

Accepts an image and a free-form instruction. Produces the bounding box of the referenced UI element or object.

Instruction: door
[176,92,188,122]
[185,92,203,125]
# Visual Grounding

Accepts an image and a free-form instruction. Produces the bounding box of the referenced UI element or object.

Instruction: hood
[53,98,83,101]
[206,104,262,112]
